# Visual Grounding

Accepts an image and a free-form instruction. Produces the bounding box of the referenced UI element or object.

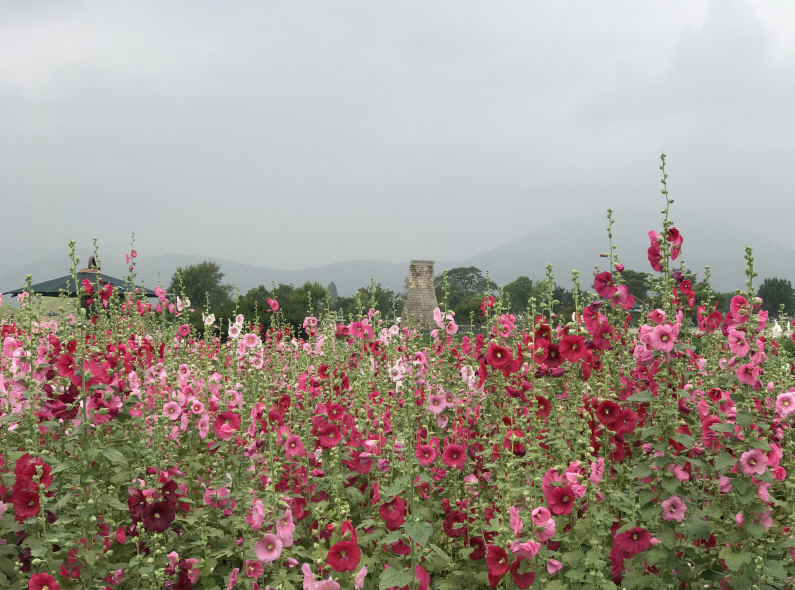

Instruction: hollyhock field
[3,161,795,590]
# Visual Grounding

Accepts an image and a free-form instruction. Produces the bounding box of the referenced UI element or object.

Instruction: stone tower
[401,260,439,329]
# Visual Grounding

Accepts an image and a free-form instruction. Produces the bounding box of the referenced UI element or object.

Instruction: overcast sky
[2,0,794,274]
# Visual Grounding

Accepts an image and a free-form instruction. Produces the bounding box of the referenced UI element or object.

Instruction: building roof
[3,270,157,297]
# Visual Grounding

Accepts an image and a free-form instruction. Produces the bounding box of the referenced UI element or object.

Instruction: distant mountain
[2,214,792,298]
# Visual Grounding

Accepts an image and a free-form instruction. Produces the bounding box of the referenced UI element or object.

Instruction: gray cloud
[1,0,793,279]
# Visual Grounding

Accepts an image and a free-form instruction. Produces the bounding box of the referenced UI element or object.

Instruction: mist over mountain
[2,211,792,299]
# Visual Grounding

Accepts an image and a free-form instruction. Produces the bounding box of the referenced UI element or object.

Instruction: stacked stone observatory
[401,260,439,329]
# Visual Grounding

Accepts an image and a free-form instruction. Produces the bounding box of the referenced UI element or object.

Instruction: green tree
[436,267,488,293]
[619,270,650,303]
[757,277,795,316]
[503,276,537,312]
[168,261,234,310]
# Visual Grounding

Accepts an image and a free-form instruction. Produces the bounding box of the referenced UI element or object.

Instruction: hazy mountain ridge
[2,215,793,298]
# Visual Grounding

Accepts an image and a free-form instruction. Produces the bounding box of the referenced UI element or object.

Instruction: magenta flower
[509,506,523,536]
[661,496,686,523]
[719,477,733,493]
[531,506,552,526]
[728,329,750,357]
[593,271,618,299]
[162,401,182,421]
[740,449,768,476]
[426,394,447,415]
[244,560,263,579]
[737,363,760,386]
[254,534,283,563]
[547,558,563,575]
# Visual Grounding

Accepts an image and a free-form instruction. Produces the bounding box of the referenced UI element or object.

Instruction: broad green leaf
[102,448,128,464]
[379,566,415,590]
[104,497,128,511]
[381,476,408,498]
[403,520,433,547]
[719,547,750,571]
[763,560,787,579]
[627,391,652,402]
[682,520,710,541]
[714,453,737,472]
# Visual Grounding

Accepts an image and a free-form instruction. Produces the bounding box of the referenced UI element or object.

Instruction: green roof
[3,271,157,297]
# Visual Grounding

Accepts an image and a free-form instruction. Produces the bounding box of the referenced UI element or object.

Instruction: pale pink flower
[254,534,283,563]
[756,480,771,502]
[776,392,795,417]
[229,324,241,339]
[163,401,182,421]
[661,496,687,523]
[647,309,666,324]
[426,394,447,415]
[510,540,541,558]
[547,558,563,574]
[242,333,260,348]
[590,457,605,484]
[740,449,768,476]
[198,413,210,438]
[247,499,266,530]
[719,477,733,493]
[737,362,760,386]
[509,506,523,536]
[276,508,295,547]
[314,579,341,590]
[736,512,744,527]
[0,501,8,518]
[302,563,315,590]
[445,321,458,335]
[190,399,205,414]
[354,566,368,589]
[531,507,552,525]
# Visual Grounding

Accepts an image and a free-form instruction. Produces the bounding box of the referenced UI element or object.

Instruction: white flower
[771,321,783,338]
[203,313,216,326]
[235,314,244,327]
[228,324,241,339]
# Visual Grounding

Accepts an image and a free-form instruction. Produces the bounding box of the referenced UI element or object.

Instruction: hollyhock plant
[661,496,687,523]
[255,534,283,563]
[594,271,618,298]
[28,573,60,590]
[614,527,651,555]
[327,541,361,572]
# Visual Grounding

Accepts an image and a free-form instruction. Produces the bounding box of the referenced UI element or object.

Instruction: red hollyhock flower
[316,421,342,448]
[14,454,53,492]
[443,510,468,538]
[558,334,585,362]
[614,527,651,555]
[441,444,466,469]
[547,486,575,515]
[595,400,621,426]
[141,501,175,533]
[543,344,563,368]
[534,396,552,418]
[327,540,361,572]
[29,572,60,590]
[510,556,536,589]
[14,490,40,521]
[485,544,509,577]
[379,496,406,530]
[485,344,513,369]
[415,444,437,466]
[213,411,241,439]
[56,354,76,378]
[593,271,618,299]
[469,537,486,560]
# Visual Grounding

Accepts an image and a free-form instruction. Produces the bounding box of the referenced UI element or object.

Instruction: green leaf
[714,453,737,472]
[682,520,710,541]
[379,566,415,590]
[763,560,788,579]
[710,423,736,433]
[381,476,408,498]
[752,439,771,451]
[380,530,403,545]
[627,391,652,402]
[719,547,750,571]
[102,448,128,464]
[736,412,753,428]
[104,497,128,511]
[429,544,451,561]
[744,521,765,539]
[633,464,652,479]
[403,520,433,547]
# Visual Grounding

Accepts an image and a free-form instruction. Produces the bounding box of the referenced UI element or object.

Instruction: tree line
[166,261,795,338]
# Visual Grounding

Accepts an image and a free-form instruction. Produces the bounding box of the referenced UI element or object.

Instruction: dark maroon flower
[142,501,175,533]
[469,537,486,560]
[443,511,468,538]
[595,400,621,426]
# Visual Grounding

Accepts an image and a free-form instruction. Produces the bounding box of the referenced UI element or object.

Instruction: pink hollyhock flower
[255,534,283,563]
[737,362,760,386]
[594,271,618,298]
[163,401,182,421]
[441,444,466,469]
[547,558,563,574]
[276,508,295,547]
[728,329,750,357]
[247,499,266,530]
[730,295,750,323]
[415,444,437,466]
[531,507,552,526]
[719,477,733,493]
[226,568,239,590]
[661,496,687,523]
[740,449,768,476]
[756,480,771,502]
[426,394,447,415]
[354,566,368,589]
[302,564,315,590]
[535,518,556,542]
[667,226,683,259]
[349,322,365,338]
[611,284,634,310]
[509,506,523,536]
[284,435,307,458]
[647,309,666,324]
[314,579,341,590]
[649,324,676,352]
[590,457,605,484]
[776,392,795,417]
